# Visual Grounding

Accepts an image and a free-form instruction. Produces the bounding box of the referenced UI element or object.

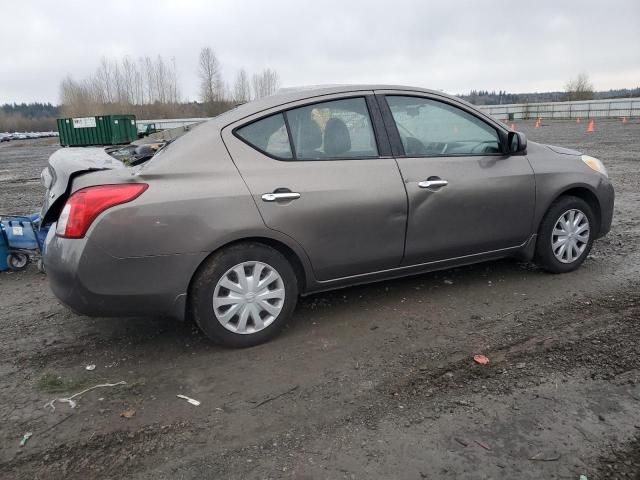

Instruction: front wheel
[535,196,595,273]
[190,242,299,348]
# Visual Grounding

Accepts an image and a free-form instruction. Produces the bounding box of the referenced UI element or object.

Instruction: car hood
[544,144,582,156]
[40,147,125,221]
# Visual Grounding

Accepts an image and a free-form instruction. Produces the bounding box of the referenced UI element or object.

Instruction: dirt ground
[1,118,639,480]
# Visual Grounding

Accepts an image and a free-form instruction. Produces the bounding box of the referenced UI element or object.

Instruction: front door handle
[261,192,301,202]
[418,179,449,189]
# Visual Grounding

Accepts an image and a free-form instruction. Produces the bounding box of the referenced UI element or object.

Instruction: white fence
[136,117,209,133]
[478,98,640,121]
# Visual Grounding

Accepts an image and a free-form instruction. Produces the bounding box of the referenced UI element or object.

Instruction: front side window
[236,113,292,159]
[286,97,378,160]
[386,96,501,156]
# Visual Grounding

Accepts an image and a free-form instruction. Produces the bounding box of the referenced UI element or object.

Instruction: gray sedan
[41,85,614,347]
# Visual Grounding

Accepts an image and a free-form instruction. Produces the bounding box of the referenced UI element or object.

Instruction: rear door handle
[261,192,301,202]
[418,179,449,189]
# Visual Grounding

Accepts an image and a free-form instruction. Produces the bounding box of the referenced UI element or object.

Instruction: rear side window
[286,97,378,160]
[236,113,292,159]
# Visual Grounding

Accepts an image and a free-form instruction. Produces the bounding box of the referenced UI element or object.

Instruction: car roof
[211,84,473,127]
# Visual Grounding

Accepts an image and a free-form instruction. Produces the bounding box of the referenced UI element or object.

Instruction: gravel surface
[0,119,639,479]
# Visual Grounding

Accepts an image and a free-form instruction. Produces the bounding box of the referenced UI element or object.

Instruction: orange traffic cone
[586,119,595,133]
[576,117,581,124]
[510,123,516,131]
[535,118,541,129]
[622,117,628,124]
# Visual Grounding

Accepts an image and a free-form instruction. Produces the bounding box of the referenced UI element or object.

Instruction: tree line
[461,74,639,106]
[0,103,59,132]
[59,47,281,118]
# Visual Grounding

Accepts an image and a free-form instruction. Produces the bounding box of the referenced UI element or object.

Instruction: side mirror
[507,131,527,154]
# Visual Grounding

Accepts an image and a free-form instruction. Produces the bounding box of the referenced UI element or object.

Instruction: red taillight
[56,184,148,239]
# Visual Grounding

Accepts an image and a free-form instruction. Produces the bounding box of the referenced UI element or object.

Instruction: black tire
[190,242,298,348]
[7,253,29,271]
[535,195,595,273]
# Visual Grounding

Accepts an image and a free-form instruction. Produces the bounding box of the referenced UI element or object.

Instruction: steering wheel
[470,141,497,154]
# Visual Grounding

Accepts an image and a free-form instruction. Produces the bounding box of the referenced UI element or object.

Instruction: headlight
[582,155,608,177]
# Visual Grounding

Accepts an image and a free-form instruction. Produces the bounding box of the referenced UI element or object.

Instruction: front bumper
[44,226,206,320]
[596,179,615,238]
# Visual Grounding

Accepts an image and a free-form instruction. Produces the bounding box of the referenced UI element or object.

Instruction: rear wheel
[7,253,29,271]
[535,196,595,273]
[190,242,298,348]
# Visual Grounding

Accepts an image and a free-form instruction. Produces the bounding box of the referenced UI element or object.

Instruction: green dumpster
[57,114,138,146]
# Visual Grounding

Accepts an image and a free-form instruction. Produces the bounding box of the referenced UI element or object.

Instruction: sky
[1,0,639,104]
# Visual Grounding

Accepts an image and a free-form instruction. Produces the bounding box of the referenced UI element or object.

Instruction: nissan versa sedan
[41,85,614,347]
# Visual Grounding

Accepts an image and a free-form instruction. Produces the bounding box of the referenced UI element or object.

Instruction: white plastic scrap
[44,381,127,412]
[20,432,33,447]
[85,364,96,371]
[177,394,201,406]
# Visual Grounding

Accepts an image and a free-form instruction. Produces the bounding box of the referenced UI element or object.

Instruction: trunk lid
[40,147,125,222]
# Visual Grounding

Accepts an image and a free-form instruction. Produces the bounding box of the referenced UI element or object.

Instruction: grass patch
[121,379,146,394]
[37,372,94,394]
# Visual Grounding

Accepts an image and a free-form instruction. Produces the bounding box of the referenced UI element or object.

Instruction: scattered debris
[85,364,96,371]
[443,279,453,285]
[19,432,32,447]
[529,453,561,461]
[252,385,300,409]
[516,362,526,369]
[454,437,469,447]
[579,475,589,480]
[177,394,201,406]
[475,440,491,451]
[473,355,490,365]
[120,409,136,418]
[44,381,127,412]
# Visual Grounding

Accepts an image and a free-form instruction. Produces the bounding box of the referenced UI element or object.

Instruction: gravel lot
[1,119,639,479]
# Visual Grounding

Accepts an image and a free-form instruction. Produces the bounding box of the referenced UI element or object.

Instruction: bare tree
[233,68,251,103]
[565,73,594,101]
[251,68,280,99]
[155,54,169,104]
[121,56,136,104]
[198,47,222,103]
[169,56,180,104]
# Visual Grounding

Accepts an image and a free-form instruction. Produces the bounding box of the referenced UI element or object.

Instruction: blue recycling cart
[0,214,49,272]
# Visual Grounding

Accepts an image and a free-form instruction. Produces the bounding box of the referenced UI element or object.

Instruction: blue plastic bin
[3,219,39,250]
[0,214,48,272]
[0,229,8,271]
